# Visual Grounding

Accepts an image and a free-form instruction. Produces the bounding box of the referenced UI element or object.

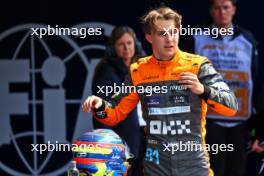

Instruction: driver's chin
[165,49,175,58]
[160,52,174,60]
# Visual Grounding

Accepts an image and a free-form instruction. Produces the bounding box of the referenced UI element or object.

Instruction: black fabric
[206,121,247,176]
[199,85,211,101]
[246,82,264,143]
[246,151,264,176]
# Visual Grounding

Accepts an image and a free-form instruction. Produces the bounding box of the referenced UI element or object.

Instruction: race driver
[82,6,238,176]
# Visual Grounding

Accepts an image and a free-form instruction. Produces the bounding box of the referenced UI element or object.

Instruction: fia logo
[0,22,114,176]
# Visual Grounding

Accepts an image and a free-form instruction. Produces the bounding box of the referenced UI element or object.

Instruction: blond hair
[141,6,182,34]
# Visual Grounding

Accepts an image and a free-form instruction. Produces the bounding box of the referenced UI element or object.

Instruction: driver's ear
[232,5,237,15]
[145,34,152,44]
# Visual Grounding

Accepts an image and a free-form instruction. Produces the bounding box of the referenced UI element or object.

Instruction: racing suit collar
[150,49,182,66]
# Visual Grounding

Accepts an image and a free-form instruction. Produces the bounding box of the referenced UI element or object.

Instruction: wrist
[94,101,107,119]
[199,85,210,101]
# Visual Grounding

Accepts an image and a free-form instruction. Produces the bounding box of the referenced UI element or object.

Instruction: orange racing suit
[93,49,238,176]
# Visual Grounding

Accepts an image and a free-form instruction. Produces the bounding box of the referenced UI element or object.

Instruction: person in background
[181,0,259,175]
[246,82,264,176]
[91,26,146,176]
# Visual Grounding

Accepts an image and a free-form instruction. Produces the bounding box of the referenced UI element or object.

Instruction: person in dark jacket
[246,82,264,176]
[92,26,146,176]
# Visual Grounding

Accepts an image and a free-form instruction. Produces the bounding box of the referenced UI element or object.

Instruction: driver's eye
[223,5,230,10]
[157,31,165,36]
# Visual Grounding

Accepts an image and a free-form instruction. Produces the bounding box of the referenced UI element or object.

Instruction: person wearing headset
[91,26,146,176]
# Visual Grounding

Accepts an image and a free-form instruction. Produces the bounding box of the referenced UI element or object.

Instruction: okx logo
[150,120,191,135]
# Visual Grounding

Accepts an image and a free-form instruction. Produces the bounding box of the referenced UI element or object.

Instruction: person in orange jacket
[83,6,237,176]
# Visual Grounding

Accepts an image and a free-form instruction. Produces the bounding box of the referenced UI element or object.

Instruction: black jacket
[92,55,143,158]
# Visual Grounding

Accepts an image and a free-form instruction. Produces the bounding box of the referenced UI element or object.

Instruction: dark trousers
[127,127,146,176]
[246,152,264,176]
[206,121,246,176]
